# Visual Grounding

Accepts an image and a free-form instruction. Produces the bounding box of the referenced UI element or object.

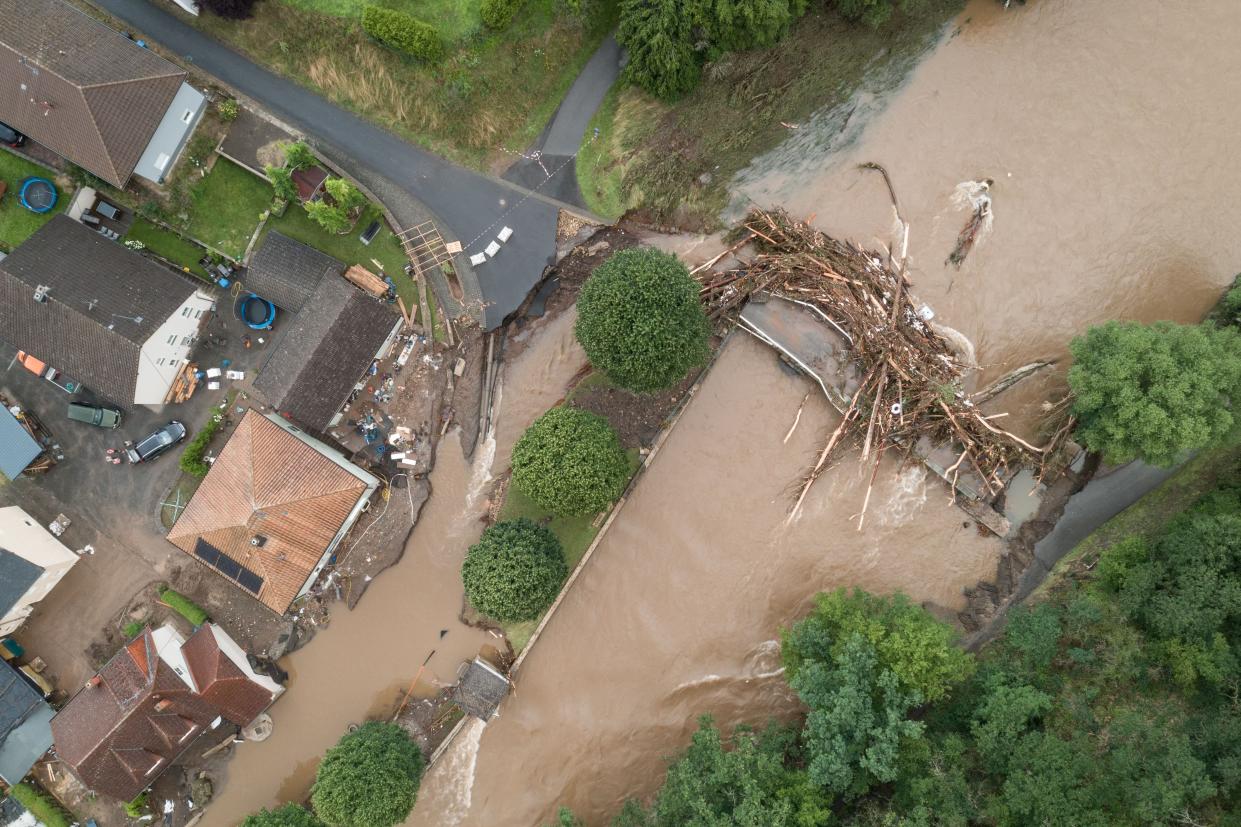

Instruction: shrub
[361,6,445,62]
[266,165,298,203]
[311,722,424,827]
[123,620,144,639]
[124,793,149,819]
[575,247,711,392]
[218,98,241,122]
[180,414,223,477]
[10,783,73,827]
[481,0,522,29]
[461,519,567,622]
[512,406,630,516]
[241,803,324,827]
[1220,281,1241,325]
[159,587,209,626]
[304,200,351,234]
[1068,321,1241,466]
[617,0,700,100]
[324,177,366,213]
[282,141,318,171]
[199,0,258,17]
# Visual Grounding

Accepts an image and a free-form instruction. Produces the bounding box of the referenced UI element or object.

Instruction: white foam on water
[878,466,929,527]
[421,717,487,826]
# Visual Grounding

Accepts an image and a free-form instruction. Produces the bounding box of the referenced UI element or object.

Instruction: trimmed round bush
[362,6,445,62]
[512,406,630,516]
[311,722,424,827]
[462,519,567,622]
[481,0,522,28]
[241,803,323,827]
[575,247,711,393]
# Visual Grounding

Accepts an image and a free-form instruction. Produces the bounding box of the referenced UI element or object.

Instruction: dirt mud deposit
[733,0,1241,420]
[410,335,1002,825]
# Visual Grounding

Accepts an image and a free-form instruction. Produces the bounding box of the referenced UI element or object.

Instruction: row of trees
[618,0,926,99]
[562,468,1241,824]
[242,722,424,827]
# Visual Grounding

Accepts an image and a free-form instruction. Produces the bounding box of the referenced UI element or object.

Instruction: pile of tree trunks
[344,264,389,298]
[700,196,1073,527]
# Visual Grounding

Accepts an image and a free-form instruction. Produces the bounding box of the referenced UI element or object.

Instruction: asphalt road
[92,0,561,328]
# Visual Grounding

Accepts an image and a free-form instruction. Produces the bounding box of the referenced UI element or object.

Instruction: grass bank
[579,0,962,225]
[183,0,616,169]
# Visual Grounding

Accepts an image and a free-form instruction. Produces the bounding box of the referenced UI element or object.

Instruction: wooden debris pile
[699,192,1071,527]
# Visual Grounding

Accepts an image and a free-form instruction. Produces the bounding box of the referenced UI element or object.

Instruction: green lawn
[185,158,272,259]
[283,0,484,42]
[575,82,627,221]
[0,149,67,252]
[127,219,212,280]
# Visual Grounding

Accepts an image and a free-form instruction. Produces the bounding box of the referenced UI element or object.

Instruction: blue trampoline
[240,293,276,330]
[18,177,57,213]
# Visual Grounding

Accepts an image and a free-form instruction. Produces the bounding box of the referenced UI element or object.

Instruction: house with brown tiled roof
[0,216,216,407]
[50,623,282,801]
[167,411,380,614]
[0,0,207,187]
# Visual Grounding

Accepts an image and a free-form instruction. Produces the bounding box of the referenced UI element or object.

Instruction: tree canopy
[310,722,424,827]
[241,804,323,827]
[461,519,567,622]
[575,248,711,393]
[1068,320,1241,466]
[512,406,631,516]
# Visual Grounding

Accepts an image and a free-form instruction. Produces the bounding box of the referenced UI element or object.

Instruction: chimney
[85,676,102,690]
[154,699,173,712]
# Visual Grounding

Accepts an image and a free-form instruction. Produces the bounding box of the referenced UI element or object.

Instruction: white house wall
[0,506,78,637]
[135,290,216,406]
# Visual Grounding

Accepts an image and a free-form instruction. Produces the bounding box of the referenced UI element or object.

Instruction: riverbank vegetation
[182,0,616,168]
[562,439,1241,825]
[310,722,424,827]
[461,518,568,622]
[512,406,631,515]
[579,0,961,224]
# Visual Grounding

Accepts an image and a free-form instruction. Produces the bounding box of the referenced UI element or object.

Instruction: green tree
[282,141,317,171]
[310,722,424,827]
[701,0,796,51]
[512,406,631,516]
[617,0,700,100]
[304,199,351,234]
[461,519,567,622]
[575,248,710,392]
[361,5,445,61]
[783,589,974,703]
[834,0,926,27]
[325,177,366,213]
[1067,320,1241,466]
[790,634,924,797]
[633,717,830,826]
[481,0,523,28]
[1099,710,1214,824]
[266,165,298,203]
[241,804,324,827]
[986,732,1108,827]
[969,683,1053,772]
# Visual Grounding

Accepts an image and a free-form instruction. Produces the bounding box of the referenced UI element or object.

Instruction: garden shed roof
[243,232,343,312]
[452,658,510,720]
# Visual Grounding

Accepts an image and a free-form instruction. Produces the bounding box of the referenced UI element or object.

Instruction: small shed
[0,407,41,481]
[452,658,510,720]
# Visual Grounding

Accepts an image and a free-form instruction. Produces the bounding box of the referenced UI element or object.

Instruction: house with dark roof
[167,411,379,614]
[0,660,54,786]
[246,233,402,433]
[50,623,282,801]
[0,0,207,187]
[0,217,216,407]
[0,506,78,638]
[0,407,41,482]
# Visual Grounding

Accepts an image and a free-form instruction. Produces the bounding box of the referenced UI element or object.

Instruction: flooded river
[410,0,1241,824]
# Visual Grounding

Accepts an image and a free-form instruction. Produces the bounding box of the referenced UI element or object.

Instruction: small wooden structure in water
[452,657,511,720]
[739,294,1011,536]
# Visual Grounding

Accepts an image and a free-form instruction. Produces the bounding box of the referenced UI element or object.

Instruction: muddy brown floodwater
[198,311,587,826]
[410,0,1241,824]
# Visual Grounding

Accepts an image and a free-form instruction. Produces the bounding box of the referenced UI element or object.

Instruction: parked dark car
[126,421,187,464]
[67,401,122,429]
[0,121,26,148]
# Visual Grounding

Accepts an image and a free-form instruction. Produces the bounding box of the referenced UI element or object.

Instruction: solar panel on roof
[194,539,221,565]
[215,555,242,579]
[237,570,264,594]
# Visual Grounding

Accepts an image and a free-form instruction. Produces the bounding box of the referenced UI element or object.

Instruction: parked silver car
[126,421,187,463]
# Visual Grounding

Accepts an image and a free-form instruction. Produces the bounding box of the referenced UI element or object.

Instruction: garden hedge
[179,415,223,477]
[10,784,73,827]
[512,406,630,516]
[461,519,567,622]
[159,587,209,626]
[481,0,523,29]
[362,6,445,62]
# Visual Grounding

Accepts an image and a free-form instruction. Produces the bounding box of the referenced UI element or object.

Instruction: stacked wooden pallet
[164,362,199,404]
